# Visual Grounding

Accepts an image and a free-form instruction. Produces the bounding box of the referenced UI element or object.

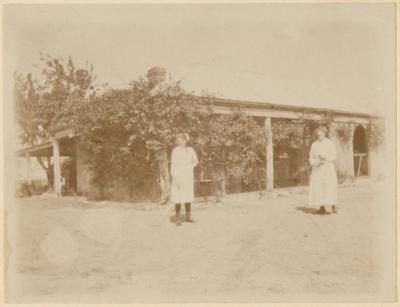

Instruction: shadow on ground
[296,206,330,215]
[169,214,191,224]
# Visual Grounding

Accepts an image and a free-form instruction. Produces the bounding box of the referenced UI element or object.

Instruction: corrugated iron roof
[176,64,376,115]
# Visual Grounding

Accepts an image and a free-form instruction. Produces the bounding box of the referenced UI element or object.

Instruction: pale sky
[4,3,397,115]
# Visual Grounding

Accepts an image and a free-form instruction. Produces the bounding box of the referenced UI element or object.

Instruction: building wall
[330,122,355,179]
[76,147,99,197]
[330,121,385,180]
[73,115,385,200]
[75,148,154,201]
[104,180,132,201]
[368,141,385,178]
[16,157,48,182]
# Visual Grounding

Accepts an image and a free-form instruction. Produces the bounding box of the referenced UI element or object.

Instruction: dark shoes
[185,216,195,223]
[317,205,338,215]
[175,203,196,226]
[318,206,327,214]
[176,214,182,226]
[184,203,195,223]
[175,214,195,225]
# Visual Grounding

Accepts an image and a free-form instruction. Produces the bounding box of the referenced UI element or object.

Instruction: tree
[76,68,203,202]
[195,110,266,194]
[14,54,97,188]
[272,118,312,186]
[367,118,385,150]
[77,68,267,202]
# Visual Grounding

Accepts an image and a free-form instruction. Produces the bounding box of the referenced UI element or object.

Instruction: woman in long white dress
[308,126,338,214]
[170,133,199,226]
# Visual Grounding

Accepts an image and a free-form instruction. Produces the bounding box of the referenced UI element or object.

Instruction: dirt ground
[5,179,392,303]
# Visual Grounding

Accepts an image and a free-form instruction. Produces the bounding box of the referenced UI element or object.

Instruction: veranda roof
[176,64,378,116]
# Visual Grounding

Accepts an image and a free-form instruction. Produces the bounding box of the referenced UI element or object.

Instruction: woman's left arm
[324,140,337,162]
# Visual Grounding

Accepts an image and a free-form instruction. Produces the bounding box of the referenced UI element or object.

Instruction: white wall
[330,122,355,178]
[369,142,386,179]
[16,157,48,182]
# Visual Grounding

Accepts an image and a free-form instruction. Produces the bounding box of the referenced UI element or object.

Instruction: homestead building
[16,66,384,200]
[16,95,384,200]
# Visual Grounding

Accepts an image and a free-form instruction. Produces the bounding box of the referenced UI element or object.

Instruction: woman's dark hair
[314,126,328,137]
[175,132,189,143]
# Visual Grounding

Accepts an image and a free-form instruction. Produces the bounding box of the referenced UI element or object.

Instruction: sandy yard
[5,179,392,303]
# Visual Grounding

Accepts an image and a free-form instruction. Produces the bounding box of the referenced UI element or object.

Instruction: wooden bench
[353,153,367,177]
[195,177,227,202]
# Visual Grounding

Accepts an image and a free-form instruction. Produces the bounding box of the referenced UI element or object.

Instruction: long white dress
[308,138,338,209]
[170,146,199,204]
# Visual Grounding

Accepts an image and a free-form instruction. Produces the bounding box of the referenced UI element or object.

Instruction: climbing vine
[367,119,385,150]
[334,123,354,149]
[320,111,334,125]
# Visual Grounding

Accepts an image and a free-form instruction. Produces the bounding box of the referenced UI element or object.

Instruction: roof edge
[200,96,377,119]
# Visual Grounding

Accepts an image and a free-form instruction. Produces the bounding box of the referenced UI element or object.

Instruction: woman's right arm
[309,144,320,167]
[170,148,177,178]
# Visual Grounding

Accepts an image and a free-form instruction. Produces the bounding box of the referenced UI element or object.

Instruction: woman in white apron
[308,126,338,214]
[170,133,198,226]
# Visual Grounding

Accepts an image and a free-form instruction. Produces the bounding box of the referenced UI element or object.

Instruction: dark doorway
[353,125,369,176]
[60,138,78,195]
[272,119,314,188]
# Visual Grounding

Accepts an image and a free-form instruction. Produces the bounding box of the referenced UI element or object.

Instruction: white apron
[308,138,338,208]
[170,146,198,204]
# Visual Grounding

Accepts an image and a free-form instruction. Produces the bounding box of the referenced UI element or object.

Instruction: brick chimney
[146,67,167,89]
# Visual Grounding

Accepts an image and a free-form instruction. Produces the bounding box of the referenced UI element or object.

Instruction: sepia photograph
[2,2,398,304]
